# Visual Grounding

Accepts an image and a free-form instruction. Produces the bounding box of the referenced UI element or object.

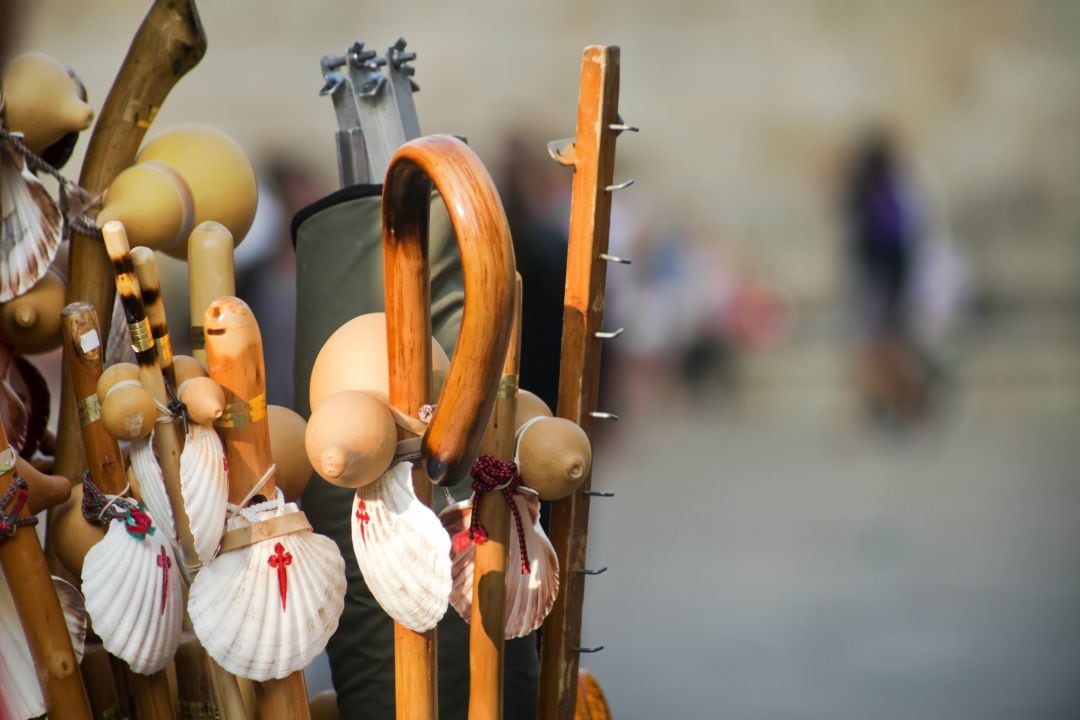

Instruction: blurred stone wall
[20,0,1080,308]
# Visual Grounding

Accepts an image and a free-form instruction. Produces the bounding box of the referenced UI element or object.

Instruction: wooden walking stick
[467,276,522,719]
[0,423,91,718]
[382,134,515,719]
[60,301,177,720]
[539,45,634,719]
[203,296,313,720]
[187,221,236,368]
[54,0,206,486]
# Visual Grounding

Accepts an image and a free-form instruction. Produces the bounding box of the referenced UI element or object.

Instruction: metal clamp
[573,646,605,654]
[605,179,635,192]
[594,328,624,339]
[598,253,631,265]
[573,566,608,576]
[589,411,619,421]
[584,489,615,498]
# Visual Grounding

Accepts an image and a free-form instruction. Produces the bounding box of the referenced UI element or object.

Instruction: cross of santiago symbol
[156,547,171,616]
[355,499,370,546]
[267,542,292,611]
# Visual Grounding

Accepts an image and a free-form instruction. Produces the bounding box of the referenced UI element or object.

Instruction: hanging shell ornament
[440,489,559,638]
[351,461,451,632]
[0,142,62,303]
[0,573,86,720]
[179,423,229,564]
[128,434,177,542]
[188,496,346,681]
[81,514,183,675]
[129,423,229,565]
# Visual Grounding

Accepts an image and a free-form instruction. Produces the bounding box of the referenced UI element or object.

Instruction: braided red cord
[0,477,36,540]
[460,455,531,575]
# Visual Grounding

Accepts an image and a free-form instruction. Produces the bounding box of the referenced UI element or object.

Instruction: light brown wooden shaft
[187,222,236,368]
[131,670,177,720]
[132,247,178,389]
[61,302,128,494]
[101,221,197,571]
[203,296,276,504]
[203,296,308,718]
[384,134,516,487]
[0,424,91,719]
[207,656,254,720]
[467,276,522,720]
[539,45,622,720]
[55,0,205,490]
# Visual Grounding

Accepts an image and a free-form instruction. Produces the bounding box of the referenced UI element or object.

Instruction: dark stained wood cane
[382,135,516,719]
[539,45,628,720]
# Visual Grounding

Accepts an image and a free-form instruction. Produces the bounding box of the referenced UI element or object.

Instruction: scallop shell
[81,519,183,674]
[351,461,451,632]
[179,423,228,564]
[188,503,346,681]
[0,143,62,302]
[440,490,559,638]
[129,433,177,541]
[0,574,86,720]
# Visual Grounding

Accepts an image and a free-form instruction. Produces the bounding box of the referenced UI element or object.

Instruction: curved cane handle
[383,135,515,486]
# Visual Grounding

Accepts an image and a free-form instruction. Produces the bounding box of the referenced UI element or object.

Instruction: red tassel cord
[457,455,531,575]
[0,477,36,541]
[81,473,156,540]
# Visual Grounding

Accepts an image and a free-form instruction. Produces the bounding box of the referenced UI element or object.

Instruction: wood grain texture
[132,247,178,389]
[468,276,522,720]
[187,222,235,367]
[55,0,206,489]
[204,296,310,720]
[131,669,177,720]
[0,421,91,718]
[382,134,516,719]
[538,45,622,720]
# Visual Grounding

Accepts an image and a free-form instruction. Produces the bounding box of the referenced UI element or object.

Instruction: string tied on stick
[0,126,103,241]
[0,476,36,540]
[456,455,531,575]
[80,472,155,540]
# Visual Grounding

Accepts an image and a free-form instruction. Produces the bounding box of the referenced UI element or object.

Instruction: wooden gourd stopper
[17,456,70,514]
[203,296,311,719]
[0,52,94,153]
[304,390,396,488]
[516,417,592,501]
[0,420,92,718]
[187,222,235,367]
[174,353,225,424]
[96,162,194,252]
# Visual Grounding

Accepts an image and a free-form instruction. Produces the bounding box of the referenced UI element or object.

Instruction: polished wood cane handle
[383,134,516,487]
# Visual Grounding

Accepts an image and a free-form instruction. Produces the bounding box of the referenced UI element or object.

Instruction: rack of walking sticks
[0,0,633,713]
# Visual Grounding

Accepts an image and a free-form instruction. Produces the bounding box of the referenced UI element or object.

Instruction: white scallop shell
[129,434,177,541]
[351,461,451,632]
[440,491,559,638]
[188,503,346,681]
[179,423,228,564]
[0,574,86,720]
[0,143,62,302]
[81,519,184,674]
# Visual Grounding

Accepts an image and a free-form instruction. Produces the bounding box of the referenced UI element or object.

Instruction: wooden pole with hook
[539,44,625,719]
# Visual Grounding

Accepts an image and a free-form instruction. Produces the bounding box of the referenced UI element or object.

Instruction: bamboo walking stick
[539,45,633,719]
[468,276,522,720]
[382,134,515,719]
[204,296,312,720]
[101,222,199,576]
[0,423,91,718]
[60,301,177,720]
[54,0,206,487]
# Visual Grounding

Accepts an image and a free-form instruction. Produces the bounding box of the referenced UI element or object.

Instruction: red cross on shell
[156,546,171,615]
[355,499,370,546]
[267,542,293,611]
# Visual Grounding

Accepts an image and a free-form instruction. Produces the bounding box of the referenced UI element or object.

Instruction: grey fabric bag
[292,185,537,719]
